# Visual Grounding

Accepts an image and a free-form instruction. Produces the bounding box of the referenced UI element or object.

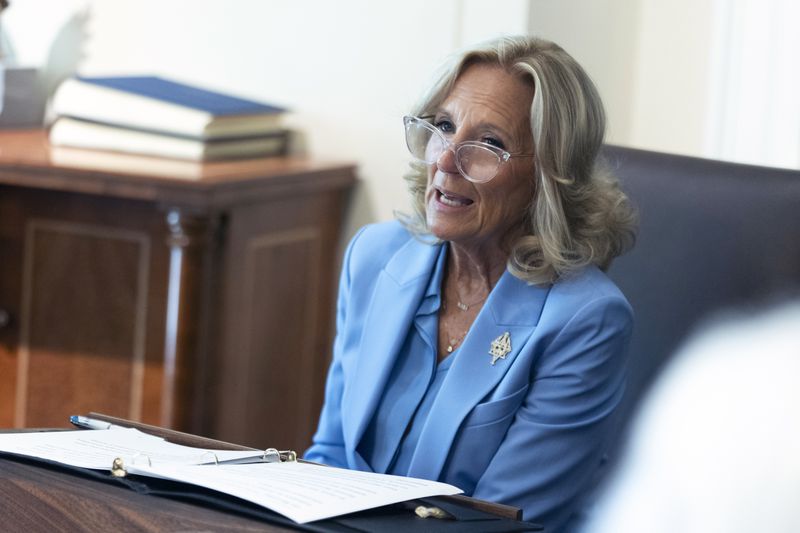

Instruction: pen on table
[70,415,127,430]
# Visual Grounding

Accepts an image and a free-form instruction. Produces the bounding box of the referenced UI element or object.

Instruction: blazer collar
[406,271,551,480]
[342,236,442,458]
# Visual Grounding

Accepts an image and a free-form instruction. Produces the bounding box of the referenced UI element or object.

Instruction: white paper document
[0,428,262,469]
[0,429,463,523]
[129,460,462,524]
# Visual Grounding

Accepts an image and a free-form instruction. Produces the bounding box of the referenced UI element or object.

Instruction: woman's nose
[435,144,460,175]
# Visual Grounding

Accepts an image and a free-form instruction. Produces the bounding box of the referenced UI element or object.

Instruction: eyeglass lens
[404,118,500,183]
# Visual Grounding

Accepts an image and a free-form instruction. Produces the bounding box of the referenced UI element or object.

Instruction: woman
[305,35,636,532]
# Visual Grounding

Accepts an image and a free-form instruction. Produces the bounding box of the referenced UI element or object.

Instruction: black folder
[1,451,543,532]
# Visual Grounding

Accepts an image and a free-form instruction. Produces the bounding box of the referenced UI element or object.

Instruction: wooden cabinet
[0,130,355,451]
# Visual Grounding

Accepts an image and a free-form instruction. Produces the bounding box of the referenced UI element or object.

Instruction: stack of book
[49,76,289,161]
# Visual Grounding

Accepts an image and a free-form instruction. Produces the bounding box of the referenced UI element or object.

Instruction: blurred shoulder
[350,220,412,249]
[554,266,628,301]
[345,220,417,272]
[547,265,633,318]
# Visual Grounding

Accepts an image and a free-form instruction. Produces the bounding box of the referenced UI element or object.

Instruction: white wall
[3,0,534,237]
[529,0,720,158]
[707,0,800,169]
[3,0,797,238]
[628,0,716,157]
[82,0,468,235]
[528,0,642,146]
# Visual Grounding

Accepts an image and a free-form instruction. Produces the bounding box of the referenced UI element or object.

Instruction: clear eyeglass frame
[403,115,534,183]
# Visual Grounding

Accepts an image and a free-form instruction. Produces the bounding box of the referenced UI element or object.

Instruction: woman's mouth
[436,188,473,207]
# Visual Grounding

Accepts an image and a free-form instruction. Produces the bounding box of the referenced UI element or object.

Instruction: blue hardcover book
[52,76,286,140]
[79,76,283,116]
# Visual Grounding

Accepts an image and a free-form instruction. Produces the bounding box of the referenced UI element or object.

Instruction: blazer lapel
[406,271,551,480]
[342,238,442,464]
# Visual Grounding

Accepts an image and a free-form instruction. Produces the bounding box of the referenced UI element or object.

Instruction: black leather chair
[603,146,800,444]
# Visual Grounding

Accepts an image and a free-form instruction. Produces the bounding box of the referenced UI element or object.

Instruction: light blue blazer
[305,221,633,531]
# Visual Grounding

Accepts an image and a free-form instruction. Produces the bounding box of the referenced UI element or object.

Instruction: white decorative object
[0,66,45,127]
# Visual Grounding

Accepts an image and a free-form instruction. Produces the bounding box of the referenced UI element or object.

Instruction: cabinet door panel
[213,192,344,451]
[244,228,321,447]
[0,187,174,430]
[0,188,24,427]
[18,220,150,427]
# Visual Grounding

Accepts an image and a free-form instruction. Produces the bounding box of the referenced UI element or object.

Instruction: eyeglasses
[403,115,533,183]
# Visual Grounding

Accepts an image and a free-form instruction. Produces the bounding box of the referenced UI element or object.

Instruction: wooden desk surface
[0,129,356,208]
[0,456,292,532]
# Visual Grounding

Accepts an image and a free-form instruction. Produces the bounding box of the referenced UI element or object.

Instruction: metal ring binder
[262,448,281,463]
[200,451,220,465]
[109,454,152,477]
[108,448,297,479]
[262,449,297,463]
[281,450,297,462]
[131,453,152,466]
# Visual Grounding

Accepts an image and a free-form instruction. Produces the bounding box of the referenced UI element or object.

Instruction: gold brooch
[489,332,511,365]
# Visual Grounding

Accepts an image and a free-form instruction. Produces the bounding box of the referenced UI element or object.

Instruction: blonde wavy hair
[399,35,636,285]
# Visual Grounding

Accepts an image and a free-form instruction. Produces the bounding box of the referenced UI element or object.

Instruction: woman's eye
[483,137,505,149]
[434,119,455,134]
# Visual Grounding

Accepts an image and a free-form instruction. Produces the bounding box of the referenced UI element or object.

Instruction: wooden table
[0,418,526,532]
[1,456,292,532]
[0,130,356,451]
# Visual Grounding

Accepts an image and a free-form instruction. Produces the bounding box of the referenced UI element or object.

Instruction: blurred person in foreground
[305,35,636,531]
[585,302,800,533]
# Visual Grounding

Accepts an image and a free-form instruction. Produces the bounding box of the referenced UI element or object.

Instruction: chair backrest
[603,145,800,436]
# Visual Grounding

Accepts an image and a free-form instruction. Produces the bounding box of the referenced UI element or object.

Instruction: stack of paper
[0,429,462,524]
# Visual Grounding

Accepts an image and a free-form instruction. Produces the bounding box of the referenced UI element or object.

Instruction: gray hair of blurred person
[400,35,636,285]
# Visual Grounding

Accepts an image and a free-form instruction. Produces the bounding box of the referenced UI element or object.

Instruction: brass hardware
[111,457,126,478]
[414,505,449,519]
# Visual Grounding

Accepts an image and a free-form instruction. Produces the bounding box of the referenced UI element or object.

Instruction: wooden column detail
[160,208,209,430]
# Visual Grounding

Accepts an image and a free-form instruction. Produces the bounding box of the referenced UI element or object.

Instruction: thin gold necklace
[446,330,467,353]
[453,287,487,311]
[455,295,486,311]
